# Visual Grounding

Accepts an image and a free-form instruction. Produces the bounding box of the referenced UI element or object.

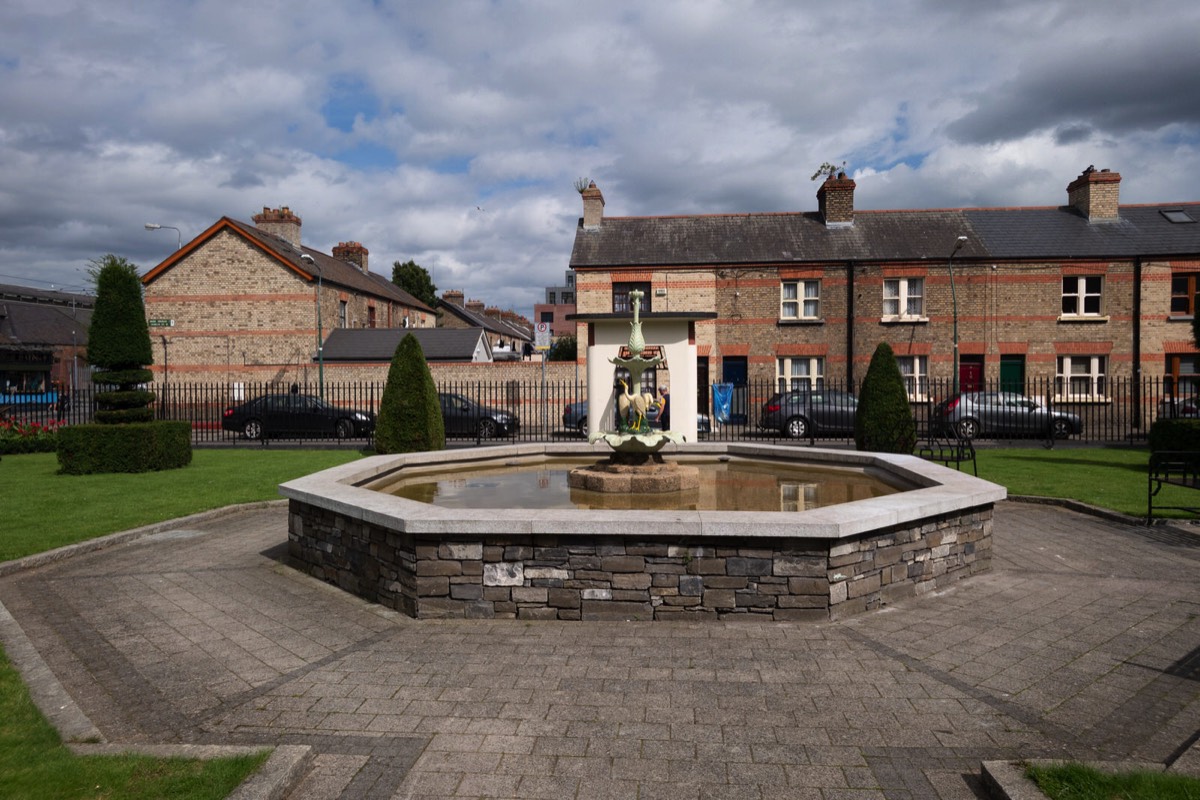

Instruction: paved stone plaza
[1,500,1198,799]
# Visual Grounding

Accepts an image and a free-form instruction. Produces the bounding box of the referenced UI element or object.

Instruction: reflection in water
[384,460,901,512]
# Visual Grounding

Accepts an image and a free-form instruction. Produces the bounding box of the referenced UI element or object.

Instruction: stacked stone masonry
[288,500,992,622]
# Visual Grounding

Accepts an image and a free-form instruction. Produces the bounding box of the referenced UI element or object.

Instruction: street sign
[148,319,174,327]
[535,322,551,351]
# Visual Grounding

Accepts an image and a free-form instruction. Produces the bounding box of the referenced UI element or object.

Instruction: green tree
[546,334,577,361]
[854,342,916,453]
[87,255,155,424]
[391,260,438,308]
[59,255,191,473]
[375,333,445,454]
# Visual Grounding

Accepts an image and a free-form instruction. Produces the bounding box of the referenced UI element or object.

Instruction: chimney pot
[1067,167,1121,222]
[581,181,605,229]
[816,174,856,227]
[252,206,303,248]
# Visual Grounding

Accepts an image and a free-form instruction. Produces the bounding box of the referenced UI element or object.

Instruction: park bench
[914,422,977,476]
[1147,451,1200,523]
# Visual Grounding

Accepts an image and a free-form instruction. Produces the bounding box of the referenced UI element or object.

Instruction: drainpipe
[1133,256,1142,430]
[846,261,856,392]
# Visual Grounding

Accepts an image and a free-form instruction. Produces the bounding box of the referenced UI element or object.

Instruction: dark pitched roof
[0,284,93,348]
[438,301,533,342]
[321,327,489,362]
[143,218,435,313]
[570,202,1200,267]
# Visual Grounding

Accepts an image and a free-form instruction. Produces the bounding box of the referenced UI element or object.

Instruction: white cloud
[0,0,1196,317]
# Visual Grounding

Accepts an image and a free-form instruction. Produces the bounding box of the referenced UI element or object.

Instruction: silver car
[934,392,1081,440]
[758,389,858,439]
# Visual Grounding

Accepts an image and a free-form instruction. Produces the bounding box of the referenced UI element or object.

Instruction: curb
[983,753,1200,799]
[0,499,287,579]
[0,499,310,800]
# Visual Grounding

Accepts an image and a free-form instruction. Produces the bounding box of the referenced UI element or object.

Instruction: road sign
[535,322,551,350]
[148,319,174,327]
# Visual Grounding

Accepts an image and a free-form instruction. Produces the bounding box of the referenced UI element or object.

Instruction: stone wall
[287,500,992,622]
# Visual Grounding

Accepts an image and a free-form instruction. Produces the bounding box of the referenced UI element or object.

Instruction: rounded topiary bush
[854,342,916,453]
[1148,417,1200,452]
[374,333,445,454]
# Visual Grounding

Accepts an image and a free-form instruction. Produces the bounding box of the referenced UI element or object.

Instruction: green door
[999,355,1025,394]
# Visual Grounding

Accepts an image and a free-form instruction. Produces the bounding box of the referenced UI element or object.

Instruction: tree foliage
[86,255,154,424]
[391,260,438,308]
[854,342,915,453]
[375,334,445,454]
[546,334,577,362]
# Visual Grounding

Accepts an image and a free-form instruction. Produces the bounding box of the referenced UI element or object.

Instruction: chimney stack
[581,181,605,229]
[252,206,302,248]
[442,289,465,307]
[332,241,369,273]
[816,172,855,227]
[466,299,486,315]
[1067,166,1121,222]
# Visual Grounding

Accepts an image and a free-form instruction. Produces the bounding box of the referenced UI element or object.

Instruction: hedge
[56,421,193,474]
[1148,418,1200,452]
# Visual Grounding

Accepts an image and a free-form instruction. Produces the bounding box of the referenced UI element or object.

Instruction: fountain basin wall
[280,443,1006,622]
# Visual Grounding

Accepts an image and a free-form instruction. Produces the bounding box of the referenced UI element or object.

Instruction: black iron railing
[0,375,1185,447]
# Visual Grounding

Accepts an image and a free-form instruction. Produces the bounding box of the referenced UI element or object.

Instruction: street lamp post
[948,235,968,395]
[144,223,182,250]
[301,254,325,399]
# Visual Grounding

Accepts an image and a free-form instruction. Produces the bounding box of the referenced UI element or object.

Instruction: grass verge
[0,645,268,799]
[1027,761,1200,799]
[975,446,1196,519]
[0,449,363,562]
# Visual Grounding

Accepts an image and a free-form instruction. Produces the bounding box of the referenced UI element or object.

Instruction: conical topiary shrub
[57,254,191,473]
[854,342,916,453]
[375,333,445,453]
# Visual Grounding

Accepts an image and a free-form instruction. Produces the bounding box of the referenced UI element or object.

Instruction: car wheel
[335,419,354,439]
[243,419,263,440]
[1050,418,1072,439]
[784,416,809,439]
[955,418,979,440]
[478,418,498,439]
[577,417,588,436]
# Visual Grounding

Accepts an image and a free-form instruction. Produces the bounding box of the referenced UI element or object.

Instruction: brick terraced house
[142,207,434,384]
[568,170,1200,420]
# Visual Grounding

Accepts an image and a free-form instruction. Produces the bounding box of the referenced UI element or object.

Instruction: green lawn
[0,449,363,562]
[0,646,268,799]
[975,446,1192,519]
[1027,761,1200,800]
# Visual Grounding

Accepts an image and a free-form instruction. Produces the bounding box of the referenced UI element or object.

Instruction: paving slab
[1,501,1198,799]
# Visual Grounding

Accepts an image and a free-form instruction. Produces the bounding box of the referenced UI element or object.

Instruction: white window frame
[1055,355,1107,400]
[895,355,928,400]
[777,357,825,392]
[883,278,925,321]
[781,279,820,320]
[1061,276,1103,317]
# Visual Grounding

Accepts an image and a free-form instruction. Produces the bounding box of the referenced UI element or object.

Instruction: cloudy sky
[2,0,1198,318]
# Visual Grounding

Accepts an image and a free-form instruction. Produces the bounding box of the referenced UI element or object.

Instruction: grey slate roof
[321,327,488,362]
[0,284,93,349]
[570,203,1200,267]
[223,219,435,312]
[438,301,532,342]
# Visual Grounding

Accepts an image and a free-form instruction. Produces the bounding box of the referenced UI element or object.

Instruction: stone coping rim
[279,442,1006,540]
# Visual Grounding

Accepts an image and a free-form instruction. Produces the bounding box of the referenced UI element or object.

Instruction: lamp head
[144,223,161,231]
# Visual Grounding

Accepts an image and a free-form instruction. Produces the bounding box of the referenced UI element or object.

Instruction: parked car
[933,392,1081,440]
[562,400,711,435]
[222,393,375,440]
[439,392,519,438]
[1157,396,1200,419]
[758,389,858,439]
